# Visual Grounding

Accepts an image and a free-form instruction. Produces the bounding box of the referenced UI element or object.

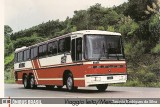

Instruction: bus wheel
[23,75,29,89]
[96,84,108,92]
[66,73,75,91]
[29,75,37,89]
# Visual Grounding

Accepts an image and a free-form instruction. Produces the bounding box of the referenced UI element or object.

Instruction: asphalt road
[5,84,160,98]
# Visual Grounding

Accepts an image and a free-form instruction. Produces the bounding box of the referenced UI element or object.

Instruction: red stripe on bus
[37,59,41,67]
[33,59,39,69]
[31,60,39,84]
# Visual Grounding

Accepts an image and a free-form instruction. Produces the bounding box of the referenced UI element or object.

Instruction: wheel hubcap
[24,78,27,87]
[30,78,34,88]
[67,77,73,90]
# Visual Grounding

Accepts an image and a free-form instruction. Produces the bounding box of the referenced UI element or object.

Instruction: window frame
[17,51,24,62]
[52,41,58,55]
[30,46,38,59]
[38,43,47,58]
[84,34,125,60]
[26,49,30,60]
[58,37,71,54]
[23,49,30,61]
[47,40,58,56]
[58,38,65,54]
[23,50,27,61]
[71,37,82,62]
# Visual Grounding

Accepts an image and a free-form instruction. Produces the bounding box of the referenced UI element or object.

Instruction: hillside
[4,0,160,86]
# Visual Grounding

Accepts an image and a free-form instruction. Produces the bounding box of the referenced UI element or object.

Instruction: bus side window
[24,50,27,61]
[17,52,19,62]
[58,37,71,54]
[42,44,47,56]
[26,49,30,60]
[65,37,71,52]
[34,47,38,58]
[52,41,58,55]
[23,49,30,61]
[48,42,53,56]
[19,51,23,62]
[76,38,82,61]
[31,47,38,59]
[39,44,47,57]
[58,39,65,53]
[38,45,43,57]
[71,38,82,62]
[71,39,75,61]
[31,48,34,59]
[17,52,21,62]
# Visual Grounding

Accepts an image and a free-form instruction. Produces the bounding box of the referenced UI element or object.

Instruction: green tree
[4,25,14,83]
[87,3,106,29]
[125,0,151,21]
[113,2,128,14]
[71,10,88,30]
[118,16,139,40]
[145,0,160,15]
[4,25,14,56]
[13,35,45,49]
[107,26,115,32]
[97,26,105,30]
[4,25,13,36]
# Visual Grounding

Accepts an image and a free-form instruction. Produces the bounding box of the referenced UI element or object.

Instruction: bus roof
[71,30,121,35]
[15,46,28,52]
[15,30,121,53]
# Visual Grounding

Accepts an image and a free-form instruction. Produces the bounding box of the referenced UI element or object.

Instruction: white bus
[14,30,127,91]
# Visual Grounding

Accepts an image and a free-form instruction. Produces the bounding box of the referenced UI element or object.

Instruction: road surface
[5,84,160,98]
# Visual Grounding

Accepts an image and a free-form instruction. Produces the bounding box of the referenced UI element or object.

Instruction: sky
[4,0,128,32]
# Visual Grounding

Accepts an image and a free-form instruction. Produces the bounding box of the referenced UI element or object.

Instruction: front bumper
[85,74,127,86]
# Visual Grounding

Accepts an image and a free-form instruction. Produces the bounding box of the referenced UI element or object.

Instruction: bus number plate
[107,76,113,80]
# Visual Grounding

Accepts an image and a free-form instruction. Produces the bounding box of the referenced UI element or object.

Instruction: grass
[5,78,15,84]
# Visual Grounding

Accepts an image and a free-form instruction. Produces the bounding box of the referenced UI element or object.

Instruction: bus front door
[71,38,82,62]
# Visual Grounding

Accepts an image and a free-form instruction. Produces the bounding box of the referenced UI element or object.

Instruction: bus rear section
[14,30,127,92]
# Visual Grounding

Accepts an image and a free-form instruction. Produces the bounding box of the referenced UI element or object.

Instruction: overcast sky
[4,0,128,32]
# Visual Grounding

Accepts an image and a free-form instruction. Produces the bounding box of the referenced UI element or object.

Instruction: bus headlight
[91,77,101,81]
[119,75,127,80]
[95,77,101,81]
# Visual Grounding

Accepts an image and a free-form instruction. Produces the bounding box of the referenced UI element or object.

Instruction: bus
[14,30,127,91]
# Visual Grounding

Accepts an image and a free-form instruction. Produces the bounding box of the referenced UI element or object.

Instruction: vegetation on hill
[4,0,160,86]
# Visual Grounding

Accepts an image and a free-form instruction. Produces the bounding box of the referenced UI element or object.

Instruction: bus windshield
[84,35,125,60]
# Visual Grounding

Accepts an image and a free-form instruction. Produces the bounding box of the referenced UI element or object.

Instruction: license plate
[107,76,113,80]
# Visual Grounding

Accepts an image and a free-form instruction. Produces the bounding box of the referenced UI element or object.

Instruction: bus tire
[29,75,37,89]
[66,73,75,91]
[23,75,29,89]
[96,84,108,92]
